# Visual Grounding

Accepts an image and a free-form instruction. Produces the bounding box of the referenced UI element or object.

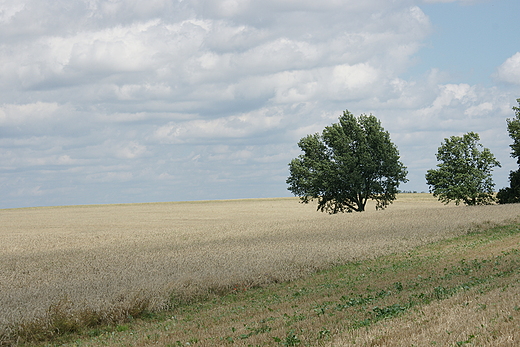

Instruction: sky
[0,0,519,209]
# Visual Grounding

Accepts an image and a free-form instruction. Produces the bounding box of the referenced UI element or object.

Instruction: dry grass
[1,194,519,345]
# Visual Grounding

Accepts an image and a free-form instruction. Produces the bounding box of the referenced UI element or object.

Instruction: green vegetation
[17,221,520,346]
[426,132,500,205]
[286,110,408,213]
[498,98,520,204]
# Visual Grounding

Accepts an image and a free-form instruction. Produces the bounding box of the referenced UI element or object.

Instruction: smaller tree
[497,98,520,204]
[425,132,501,205]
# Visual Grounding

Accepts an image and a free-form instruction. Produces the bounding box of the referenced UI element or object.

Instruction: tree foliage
[497,98,520,204]
[286,110,408,213]
[425,132,500,206]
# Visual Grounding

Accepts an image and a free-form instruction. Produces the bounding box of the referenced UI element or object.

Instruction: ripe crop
[1,195,519,345]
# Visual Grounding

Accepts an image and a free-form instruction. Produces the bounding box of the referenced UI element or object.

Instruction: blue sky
[0,0,519,209]
[411,0,520,86]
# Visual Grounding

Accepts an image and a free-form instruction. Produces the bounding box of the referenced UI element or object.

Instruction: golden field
[1,194,520,345]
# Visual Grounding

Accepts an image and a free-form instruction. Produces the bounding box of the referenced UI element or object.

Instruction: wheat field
[1,194,519,341]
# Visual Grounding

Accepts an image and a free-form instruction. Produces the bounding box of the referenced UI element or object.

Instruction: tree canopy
[286,110,408,213]
[425,132,500,206]
[497,98,520,204]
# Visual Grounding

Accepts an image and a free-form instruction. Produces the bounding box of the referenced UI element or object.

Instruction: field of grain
[1,194,520,343]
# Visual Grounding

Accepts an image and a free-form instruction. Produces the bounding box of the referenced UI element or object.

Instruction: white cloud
[40,20,160,76]
[0,2,25,24]
[114,141,147,159]
[496,52,520,85]
[0,102,60,125]
[430,84,475,109]
[213,0,251,17]
[464,102,493,117]
[267,63,381,104]
[154,109,284,144]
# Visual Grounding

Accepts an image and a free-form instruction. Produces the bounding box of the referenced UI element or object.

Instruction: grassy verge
[11,223,520,346]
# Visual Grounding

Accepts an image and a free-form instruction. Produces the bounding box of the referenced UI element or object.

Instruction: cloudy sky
[1,0,519,208]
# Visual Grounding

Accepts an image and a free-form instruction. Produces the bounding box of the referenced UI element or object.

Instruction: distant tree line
[287,99,520,213]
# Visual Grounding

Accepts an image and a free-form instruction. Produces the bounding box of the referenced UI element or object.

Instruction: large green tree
[425,132,500,205]
[286,110,408,213]
[497,98,520,204]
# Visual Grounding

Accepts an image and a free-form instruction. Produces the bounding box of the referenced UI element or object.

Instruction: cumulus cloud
[496,52,520,85]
